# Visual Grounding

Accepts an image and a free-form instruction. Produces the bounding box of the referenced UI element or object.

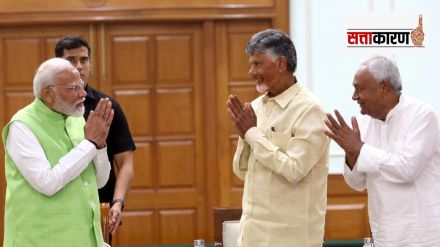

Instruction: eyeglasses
[48,79,85,94]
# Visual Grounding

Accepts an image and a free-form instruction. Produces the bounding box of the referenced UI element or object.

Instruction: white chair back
[222,220,240,247]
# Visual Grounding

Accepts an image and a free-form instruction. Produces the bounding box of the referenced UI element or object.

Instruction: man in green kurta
[2,58,114,247]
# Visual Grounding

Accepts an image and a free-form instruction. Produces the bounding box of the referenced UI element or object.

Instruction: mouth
[76,100,85,108]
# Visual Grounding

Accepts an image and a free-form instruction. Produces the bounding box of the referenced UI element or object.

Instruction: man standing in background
[227,29,329,247]
[56,35,136,239]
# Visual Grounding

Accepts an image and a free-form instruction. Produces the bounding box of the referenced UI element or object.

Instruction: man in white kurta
[325,55,440,247]
[227,29,329,247]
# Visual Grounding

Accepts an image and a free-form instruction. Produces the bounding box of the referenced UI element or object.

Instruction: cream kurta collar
[262,82,302,109]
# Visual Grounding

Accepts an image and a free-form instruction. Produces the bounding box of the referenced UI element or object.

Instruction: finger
[323,119,337,134]
[88,110,96,119]
[227,108,238,122]
[102,100,113,121]
[231,95,244,110]
[351,116,360,132]
[334,110,349,128]
[94,98,105,114]
[111,221,120,235]
[326,113,341,130]
[105,109,114,127]
[227,98,242,116]
[324,130,337,140]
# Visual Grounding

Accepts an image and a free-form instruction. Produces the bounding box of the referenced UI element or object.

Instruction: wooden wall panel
[325,175,370,240]
[157,141,195,188]
[4,38,40,85]
[4,92,34,121]
[228,34,253,81]
[114,90,152,136]
[156,89,194,135]
[159,209,197,243]
[111,36,150,85]
[130,142,153,189]
[156,35,193,84]
[112,210,156,244]
[326,200,368,239]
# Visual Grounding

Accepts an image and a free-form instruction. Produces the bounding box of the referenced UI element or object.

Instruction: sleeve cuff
[356,144,383,173]
[244,127,264,149]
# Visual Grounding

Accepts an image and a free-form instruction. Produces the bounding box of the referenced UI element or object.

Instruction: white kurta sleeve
[343,160,367,191]
[93,147,111,188]
[357,108,439,183]
[6,121,101,196]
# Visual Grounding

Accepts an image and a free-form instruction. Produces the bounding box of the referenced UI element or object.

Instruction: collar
[33,98,66,120]
[261,82,302,109]
[384,95,405,122]
[84,84,98,100]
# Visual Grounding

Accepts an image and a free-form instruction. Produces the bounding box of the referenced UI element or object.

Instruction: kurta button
[83,181,89,187]
[90,201,95,208]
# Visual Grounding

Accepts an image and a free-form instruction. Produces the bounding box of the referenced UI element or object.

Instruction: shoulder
[290,85,326,115]
[400,96,438,123]
[86,86,123,110]
[404,96,436,112]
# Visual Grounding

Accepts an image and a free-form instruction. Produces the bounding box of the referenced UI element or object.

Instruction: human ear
[380,80,392,93]
[42,86,54,104]
[278,56,287,72]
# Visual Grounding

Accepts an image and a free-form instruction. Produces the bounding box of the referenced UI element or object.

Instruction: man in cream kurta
[325,55,440,247]
[227,29,329,247]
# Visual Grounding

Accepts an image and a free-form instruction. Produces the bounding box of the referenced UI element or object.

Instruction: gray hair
[361,55,402,92]
[246,29,297,73]
[33,58,75,98]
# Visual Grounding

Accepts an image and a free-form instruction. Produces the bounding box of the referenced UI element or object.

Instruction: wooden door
[101,23,206,245]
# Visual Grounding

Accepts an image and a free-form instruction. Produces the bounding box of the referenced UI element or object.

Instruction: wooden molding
[0,1,279,25]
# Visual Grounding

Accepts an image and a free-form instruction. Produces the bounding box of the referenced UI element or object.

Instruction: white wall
[289,0,440,173]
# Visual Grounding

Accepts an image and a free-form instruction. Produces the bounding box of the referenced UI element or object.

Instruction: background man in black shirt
[55,35,136,240]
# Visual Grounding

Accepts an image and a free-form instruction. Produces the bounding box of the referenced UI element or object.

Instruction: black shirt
[83,85,136,203]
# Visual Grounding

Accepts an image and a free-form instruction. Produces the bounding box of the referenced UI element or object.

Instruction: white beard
[256,83,269,93]
[53,94,85,117]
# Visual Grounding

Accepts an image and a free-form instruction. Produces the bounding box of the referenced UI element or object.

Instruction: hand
[84,98,114,148]
[324,110,363,169]
[226,95,257,138]
[108,203,122,235]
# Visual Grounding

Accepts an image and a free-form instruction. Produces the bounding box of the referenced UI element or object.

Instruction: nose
[72,59,82,70]
[248,65,255,77]
[78,85,87,98]
[352,91,358,101]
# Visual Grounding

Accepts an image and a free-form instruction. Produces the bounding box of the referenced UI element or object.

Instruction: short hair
[361,55,402,92]
[245,29,297,73]
[33,58,75,98]
[55,34,91,57]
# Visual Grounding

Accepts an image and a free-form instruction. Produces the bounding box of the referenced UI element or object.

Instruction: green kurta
[2,98,103,247]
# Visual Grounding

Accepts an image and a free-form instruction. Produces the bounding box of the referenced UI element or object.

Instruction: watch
[111,198,125,210]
